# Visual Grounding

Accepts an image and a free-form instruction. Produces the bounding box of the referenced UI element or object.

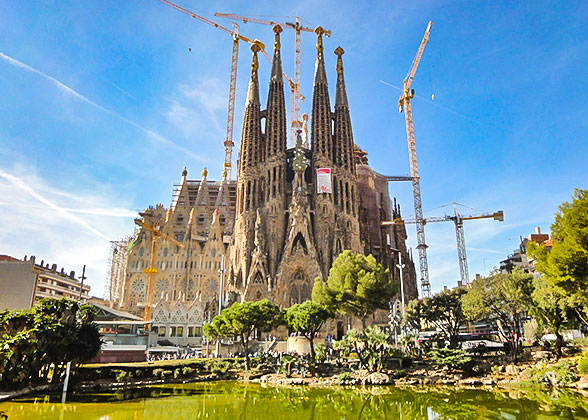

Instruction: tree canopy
[203,299,280,369]
[462,268,533,361]
[404,288,467,348]
[334,326,394,373]
[312,250,396,326]
[283,301,333,359]
[528,188,588,323]
[528,275,571,358]
[0,298,101,390]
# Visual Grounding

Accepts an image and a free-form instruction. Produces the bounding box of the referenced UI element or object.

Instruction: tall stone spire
[239,44,262,172]
[311,26,333,164]
[262,24,288,278]
[334,46,354,173]
[265,25,287,159]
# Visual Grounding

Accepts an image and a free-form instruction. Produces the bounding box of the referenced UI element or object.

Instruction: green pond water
[1,381,587,420]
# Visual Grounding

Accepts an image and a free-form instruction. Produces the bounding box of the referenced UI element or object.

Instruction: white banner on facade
[316,168,332,194]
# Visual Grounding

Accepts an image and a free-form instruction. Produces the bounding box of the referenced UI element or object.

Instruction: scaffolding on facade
[104,237,131,305]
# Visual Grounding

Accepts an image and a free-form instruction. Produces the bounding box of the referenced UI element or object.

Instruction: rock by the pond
[364,372,390,385]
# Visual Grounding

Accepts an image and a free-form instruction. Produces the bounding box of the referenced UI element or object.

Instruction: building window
[139,248,144,257]
[157,326,166,337]
[170,326,183,337]
[187,326,202,337]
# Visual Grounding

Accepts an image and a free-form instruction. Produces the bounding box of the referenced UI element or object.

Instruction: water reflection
[1,382,587,420]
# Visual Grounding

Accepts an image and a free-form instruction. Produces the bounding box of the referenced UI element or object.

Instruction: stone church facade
[110,26,417,335]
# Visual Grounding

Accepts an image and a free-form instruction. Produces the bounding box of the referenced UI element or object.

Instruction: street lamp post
[396,254,406,316]
[215,255,225,357]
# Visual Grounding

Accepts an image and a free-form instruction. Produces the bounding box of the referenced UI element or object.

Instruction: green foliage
[427,348,471,370]
[402,300,423,332]
[209,360,232,376]
[174,368,181,379]
[312,251,395,325]
[528,189,588,322]
[529,359,578,386]
[314,343,327,364]
[571,337,588,347]
[0,298,102,390]
[528,275,572,357]
[182,366,194,376]
[153,368,164,378]
[337,371,354,384]
[204,299,280,370]
[578,351,588,375]
[403,288,467,348]
[114,370,133,383]
[400,333,420,359]
[462,268,533,361]
[523,319,543,343]
[280,354,297,377]
[284,300,332,359]
[335,326,394,372]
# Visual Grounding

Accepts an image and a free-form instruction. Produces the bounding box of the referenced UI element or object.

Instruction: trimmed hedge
[75,358,244,382]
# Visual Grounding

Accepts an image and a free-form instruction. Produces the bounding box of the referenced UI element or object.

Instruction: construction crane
[382,203,504,286]
[215,12,331,145]
[134,212,185,323]
[398,21,433,297]
[156,0,266,181]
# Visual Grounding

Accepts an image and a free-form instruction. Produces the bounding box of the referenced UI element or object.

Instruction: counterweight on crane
[398,21,433,297]
[156,0,265,181]
[134,211,185,323]
[382,204,504,286]
[215,12,331,145]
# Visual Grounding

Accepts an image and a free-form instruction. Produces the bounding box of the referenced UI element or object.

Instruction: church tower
[230,44,263,290]
[262,25,288,279]
[332,46,361,255]
[310,27,337,278]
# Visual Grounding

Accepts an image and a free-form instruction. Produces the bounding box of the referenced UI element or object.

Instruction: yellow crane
[382,203,504,286]
[134,211,185,323]
[215,12,331,145]
[156,0,266,181]
[398,21,433,297]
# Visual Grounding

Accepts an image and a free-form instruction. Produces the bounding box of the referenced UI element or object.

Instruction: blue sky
[1,0,586,298]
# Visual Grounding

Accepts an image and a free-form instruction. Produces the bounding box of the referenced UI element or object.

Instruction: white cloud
[0,50,205,163]
[165,77,227,140]
[0,165,136,298]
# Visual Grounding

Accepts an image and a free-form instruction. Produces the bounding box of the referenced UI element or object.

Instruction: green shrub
[162,370,173,378]
[208,360,232,376]
[428,348,471,370]
[530,360,578,386]
[134,369,143,379]
[182,366,194,376]
[571,337,588,347]
[578,351,588,375]
[114,370,132,383]
[490,365,503,375]
[153,368,164,378]
[315,344,327,364]
[174,368,181,379]
[338,372,354,385]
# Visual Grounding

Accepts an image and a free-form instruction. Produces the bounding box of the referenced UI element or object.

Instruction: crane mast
[398,21,433,298]
[215,12,331,145]
[134,214,185,323]
[382,204,504,287]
